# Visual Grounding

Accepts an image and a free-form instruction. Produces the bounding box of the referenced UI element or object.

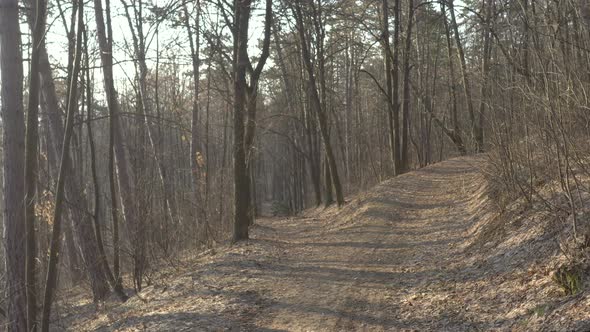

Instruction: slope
[57,156,589,331]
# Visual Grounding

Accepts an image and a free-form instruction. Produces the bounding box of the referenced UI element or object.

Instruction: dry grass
[53,156,589,331]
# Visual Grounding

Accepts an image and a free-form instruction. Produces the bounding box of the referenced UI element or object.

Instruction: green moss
[529,304,549,317]
[552,265,583,296]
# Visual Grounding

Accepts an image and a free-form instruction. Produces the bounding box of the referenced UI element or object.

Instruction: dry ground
[56,156,590,331]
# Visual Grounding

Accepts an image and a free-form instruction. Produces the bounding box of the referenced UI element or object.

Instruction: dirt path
[246,157,485,331]
[62,157,589,331]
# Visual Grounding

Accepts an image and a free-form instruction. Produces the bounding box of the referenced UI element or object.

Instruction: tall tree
[121,0,178,231]
[440,0,466,155]
[0,0,27,329]
[232,0,272,241]
[477,0,494,153]
[24,0,47,328]
[94,0,146,289]
[291,0,345,206]
[381,0,398,173]
[447,0,479,151]
[25,0,117,303]
[272,19,322,206]
[401,0,415,171]
[40,0,86,329]
[183,0,204,234]
[392,0,402,174]
[82,22,124,300]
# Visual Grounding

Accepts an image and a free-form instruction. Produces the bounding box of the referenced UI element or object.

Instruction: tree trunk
[232,0,252,241]
[392,0,402,174]
[27,0,116,302]
[292,1,344,206]
[440,0,466,155]
[24,0,47,328]
[41,1,86,329]
[183,0,204,239]
[83,24,127,300]
[448,0,479,151]
[401,0,415,172]
[0,0,27,328]
[93,0,145,290]
[477,0,494,153]
[381,0,398,174]
[121,0,178,235]
[273,21,321,207]
[232,0,272,241]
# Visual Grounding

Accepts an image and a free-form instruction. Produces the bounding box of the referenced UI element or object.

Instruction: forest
[1,0,590,330]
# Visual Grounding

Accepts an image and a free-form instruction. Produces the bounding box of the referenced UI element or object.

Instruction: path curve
[68,156,581,332]
[249,157,486,331]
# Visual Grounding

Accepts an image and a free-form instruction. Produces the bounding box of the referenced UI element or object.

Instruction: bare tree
[40,0,86,329]
[183,0,205,235]
[24,0,47,328]
[232,0,272,241]
[476,0,494,153]
[381,0,398,173]
[392,0,402,174]
[121,0,179,234]
[447,0,479,151]
[401,0,415,171]
[0,0,27,329]
[93,0,146,290]
[291,0,345,206]
[440,0,466,155]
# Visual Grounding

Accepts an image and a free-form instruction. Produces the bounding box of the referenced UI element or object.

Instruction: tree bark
[232,0,272,241]
[24,0,47,328]
[401,0,415,172]
[477,0,494,153]
[232,0,252,241]
[183,0,205,239]
[83,24,127,301]
[440,0,466,154]
[41,1,86,329]
[0,0,27,329]
[392,0,402,174]
[381,0,398,174]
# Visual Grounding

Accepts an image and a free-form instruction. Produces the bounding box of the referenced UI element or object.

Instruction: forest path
[245,157,485,331]
[66,156,540,331]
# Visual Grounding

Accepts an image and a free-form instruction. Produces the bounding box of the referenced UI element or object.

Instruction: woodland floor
[56,156,590,331]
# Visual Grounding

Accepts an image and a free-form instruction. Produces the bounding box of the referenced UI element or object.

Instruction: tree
[440,0,466,155]
[381,0,398,173]
[232,0,251,241]
[447,0,479,151]
[24,0,47,328]
[232,0,272,241]
[41,0,85,328]
[401,0,415,171]
[183,0,205,234]
[392,0,402,174]
[121,0,179,236]
[272,19,322,207]
[476,0,493,153]
[93,0,146,290]
[26,0,116,303]
[291,0,345,206]
[0,0,27,329]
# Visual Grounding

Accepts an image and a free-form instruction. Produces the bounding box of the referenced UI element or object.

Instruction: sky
[2,0,467,108]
